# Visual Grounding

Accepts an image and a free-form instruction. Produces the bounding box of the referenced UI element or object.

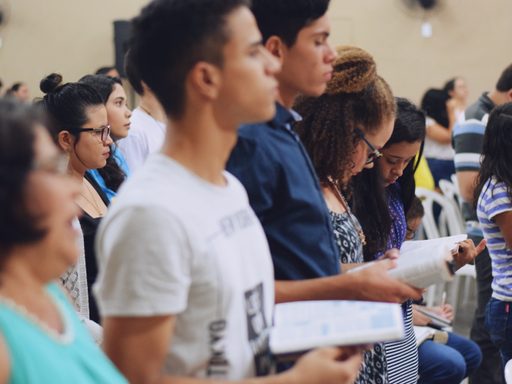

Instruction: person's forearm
[154,371,293,384]
[274,274,360,304]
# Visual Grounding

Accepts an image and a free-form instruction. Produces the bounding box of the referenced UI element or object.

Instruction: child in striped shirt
[475,102,512,369]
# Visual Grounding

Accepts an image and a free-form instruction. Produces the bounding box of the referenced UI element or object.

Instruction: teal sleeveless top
[0,282,127,384]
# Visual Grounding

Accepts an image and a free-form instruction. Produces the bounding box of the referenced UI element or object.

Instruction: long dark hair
[420,88,450,128]
[79,74,126,192]
[352,98,426,260]
[474,102,512,206]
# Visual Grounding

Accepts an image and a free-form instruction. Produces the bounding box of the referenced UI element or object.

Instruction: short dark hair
[0,99,47,256]
[95,66,117,76]
[496,63,512,92]
[124,49,144,95]
[251,0,330,46]
[129,0,250,118]
[406,196,425,221]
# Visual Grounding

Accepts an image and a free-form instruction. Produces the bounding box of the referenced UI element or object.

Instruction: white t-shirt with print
[94,154,275,379]
[117,107,166,173]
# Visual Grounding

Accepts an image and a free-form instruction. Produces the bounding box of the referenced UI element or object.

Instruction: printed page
[388,234,467,288]
[270,301,404,355]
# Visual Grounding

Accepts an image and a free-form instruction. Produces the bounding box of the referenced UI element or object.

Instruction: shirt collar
[269,102,302,129]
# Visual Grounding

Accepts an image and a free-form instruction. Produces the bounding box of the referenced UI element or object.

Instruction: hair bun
[325,46,376,95]
[39,73,63,94]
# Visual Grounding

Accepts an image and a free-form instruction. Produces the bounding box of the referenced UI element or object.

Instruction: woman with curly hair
[295,46,396,384]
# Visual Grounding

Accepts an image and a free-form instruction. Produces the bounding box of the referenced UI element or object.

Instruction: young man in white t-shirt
[94,0,363,383]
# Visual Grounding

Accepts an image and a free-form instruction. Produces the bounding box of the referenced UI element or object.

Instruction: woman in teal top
[0,99,126,383]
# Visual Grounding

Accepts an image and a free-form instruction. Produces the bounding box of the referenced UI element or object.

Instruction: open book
[414,306,452,329]
[270,300,404,356]
[388,234,467,289]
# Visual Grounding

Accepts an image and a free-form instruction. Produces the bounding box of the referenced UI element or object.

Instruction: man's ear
[507,89,512,102]
[58,131,74,152]
[265,36,286,64]
[188,61,222,101]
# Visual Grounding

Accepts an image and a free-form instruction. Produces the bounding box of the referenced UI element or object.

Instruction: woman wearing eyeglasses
[40,73,112,323]
[0,99,127,383]
[79,75,132,202]
[294,46,396,384]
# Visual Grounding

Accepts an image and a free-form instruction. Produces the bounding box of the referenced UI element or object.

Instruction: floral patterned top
[330,210,388,384]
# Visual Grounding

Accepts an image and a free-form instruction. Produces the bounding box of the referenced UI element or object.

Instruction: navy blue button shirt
[227,103,340,280]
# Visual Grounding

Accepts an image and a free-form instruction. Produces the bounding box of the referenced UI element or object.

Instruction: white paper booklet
[388,234,467,289]
[413,326,436,346]
[270,300,405,356]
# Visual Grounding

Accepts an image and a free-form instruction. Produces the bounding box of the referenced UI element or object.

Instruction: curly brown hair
[294,46,395,187]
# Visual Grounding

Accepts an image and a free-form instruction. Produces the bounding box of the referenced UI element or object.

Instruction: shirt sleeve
[452,121,485,172]
[117,135,148,173]
[94,206,192,317]
[483,181,512,220]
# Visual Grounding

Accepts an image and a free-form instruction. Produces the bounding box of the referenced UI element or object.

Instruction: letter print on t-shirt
[245,282,272,376]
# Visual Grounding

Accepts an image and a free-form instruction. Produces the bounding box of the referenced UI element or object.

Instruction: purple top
[376,183,407,258]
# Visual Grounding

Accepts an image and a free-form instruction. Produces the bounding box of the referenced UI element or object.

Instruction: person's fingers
[475,239,487,255]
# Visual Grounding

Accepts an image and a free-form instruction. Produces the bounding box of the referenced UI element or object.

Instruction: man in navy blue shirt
[227,0,421,304]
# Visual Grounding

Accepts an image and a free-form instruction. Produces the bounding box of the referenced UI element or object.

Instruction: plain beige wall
[1,0,511,105]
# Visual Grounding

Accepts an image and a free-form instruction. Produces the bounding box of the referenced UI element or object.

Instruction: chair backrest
[450,174,466,210]
[415,187,466,239]
[438,179,466,231]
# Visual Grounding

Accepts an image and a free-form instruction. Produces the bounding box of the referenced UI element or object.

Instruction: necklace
[80,180,106,217]
[327,176,367,246]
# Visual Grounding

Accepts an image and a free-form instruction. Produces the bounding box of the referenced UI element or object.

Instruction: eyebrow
[311,31,330,38]
[248,39,263,49]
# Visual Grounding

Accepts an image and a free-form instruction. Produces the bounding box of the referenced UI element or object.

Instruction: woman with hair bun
[79,75,132,202]
[295,46,397,384]
[0,98,126,383]
[39,73,112,323]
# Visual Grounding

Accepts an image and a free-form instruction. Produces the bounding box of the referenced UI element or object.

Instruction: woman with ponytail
[295,46,396,384]
[39,73,111,323]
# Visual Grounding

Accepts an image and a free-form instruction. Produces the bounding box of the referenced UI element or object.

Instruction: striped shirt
[477,177,512,301]
[453,92,495,231]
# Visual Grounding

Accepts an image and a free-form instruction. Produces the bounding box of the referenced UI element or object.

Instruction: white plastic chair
[415,188,470,307]
[415,187,465,238]
[439,179,466,232]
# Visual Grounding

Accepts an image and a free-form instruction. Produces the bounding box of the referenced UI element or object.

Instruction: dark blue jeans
[418,332,482,384]
[485,297,512,368]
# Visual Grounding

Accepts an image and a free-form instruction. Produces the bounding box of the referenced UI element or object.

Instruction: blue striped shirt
[477,178,512,301]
